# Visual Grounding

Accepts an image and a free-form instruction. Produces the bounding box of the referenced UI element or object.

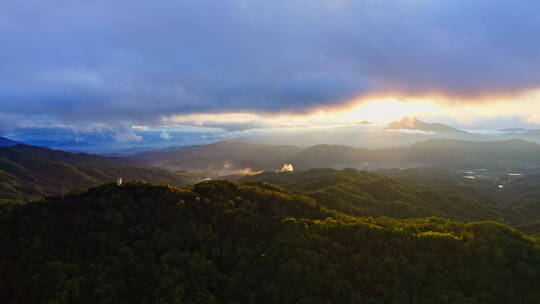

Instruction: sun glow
[161,91,540,132]
[337,99,443,123]
[163,99,445,131]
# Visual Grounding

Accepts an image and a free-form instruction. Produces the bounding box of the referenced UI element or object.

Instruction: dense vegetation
[0,145,197,202]
[1,180,540,303]
[241,168,536,225]
[378,168,540,226]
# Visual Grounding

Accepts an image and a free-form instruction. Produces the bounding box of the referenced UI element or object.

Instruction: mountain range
[4,117,540,153]
[384,116,467,133]
[1,127,230,154]
[4,134,540,202]
[132,138,540,173]
[0,144,199,202]
[238,117,540,149]
[2,129,540,302]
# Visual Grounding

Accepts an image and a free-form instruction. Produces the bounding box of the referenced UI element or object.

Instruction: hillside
[0,136,19,147]
[0,146,197,202]
[292,139,540,170]
[376,167,506,205]
[133,141,304,173]
[286,145,379,169]
[1,181,539,303]
[8,144,135,167]
[240,168,530,224]
[134,139,540,173]
[405,139,540,168]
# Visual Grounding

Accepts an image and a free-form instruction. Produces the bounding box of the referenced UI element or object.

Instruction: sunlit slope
[241,168,520,223]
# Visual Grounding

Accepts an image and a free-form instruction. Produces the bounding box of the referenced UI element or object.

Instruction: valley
[5,2,540,301]
[2,122,540,303]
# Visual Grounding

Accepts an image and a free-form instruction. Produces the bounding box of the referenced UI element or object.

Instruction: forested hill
[1,181,540,303]
[7,144,135,167]
[0,145,197,202]
[241,168,533,225]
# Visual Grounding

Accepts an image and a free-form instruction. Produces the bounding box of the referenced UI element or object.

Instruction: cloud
[160,131,171,140]
[279,163,294,172]
[1,0,540,132]
[167,113,274,131]
[110,125,142,142]
[388,129,436,135]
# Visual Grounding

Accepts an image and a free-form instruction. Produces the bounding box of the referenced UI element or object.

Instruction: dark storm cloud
[1,0,540,130]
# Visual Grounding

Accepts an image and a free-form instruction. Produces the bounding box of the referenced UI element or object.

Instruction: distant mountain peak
[387,116,422,129]
[385,117,464,133]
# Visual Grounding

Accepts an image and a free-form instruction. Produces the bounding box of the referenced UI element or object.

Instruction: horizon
[3,115,540,154]
[2,0,540,150]
[4,2,540,301]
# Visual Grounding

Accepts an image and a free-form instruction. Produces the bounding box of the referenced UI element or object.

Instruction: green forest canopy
[1,180,539,303]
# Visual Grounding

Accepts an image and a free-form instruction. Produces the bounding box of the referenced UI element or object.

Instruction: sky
[2,0,540,141]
